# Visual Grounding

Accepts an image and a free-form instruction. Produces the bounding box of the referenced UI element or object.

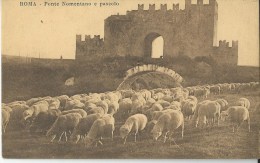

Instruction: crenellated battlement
[186,0,217,5]
[76,34,105,59]
[214,40,238,49]
[136,3,181,11]
[76,34,104,42]
[76,0,237,66]
[212,40,238,65]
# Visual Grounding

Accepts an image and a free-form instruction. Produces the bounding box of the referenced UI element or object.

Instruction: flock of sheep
[2,81,258,147]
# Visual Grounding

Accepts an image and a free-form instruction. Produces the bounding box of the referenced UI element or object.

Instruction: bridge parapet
[124,64,183,83]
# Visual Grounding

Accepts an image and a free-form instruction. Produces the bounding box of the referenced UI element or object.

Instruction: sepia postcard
[1,0,259,159]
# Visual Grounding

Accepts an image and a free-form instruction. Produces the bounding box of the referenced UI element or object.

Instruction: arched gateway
[116,64,183,90]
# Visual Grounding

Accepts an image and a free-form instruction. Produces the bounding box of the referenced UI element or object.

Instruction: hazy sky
[2,0,259,66]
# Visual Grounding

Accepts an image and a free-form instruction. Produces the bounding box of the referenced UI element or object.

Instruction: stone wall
[212,40,238,65]
[104,0,218,58]
[75,0,238,65]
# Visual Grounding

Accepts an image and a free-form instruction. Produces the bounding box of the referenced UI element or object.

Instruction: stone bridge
[116,64,183,90]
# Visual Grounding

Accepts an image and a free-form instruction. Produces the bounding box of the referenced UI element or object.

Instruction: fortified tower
[76,0,238,65]
[76,35,105,59]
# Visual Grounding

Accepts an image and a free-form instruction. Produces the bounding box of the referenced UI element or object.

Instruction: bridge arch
[116,64,184,90]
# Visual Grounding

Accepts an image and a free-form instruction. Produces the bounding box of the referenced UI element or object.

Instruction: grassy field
[2,89,259,159]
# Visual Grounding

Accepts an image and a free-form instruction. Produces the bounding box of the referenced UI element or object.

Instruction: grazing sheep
[85,114,115,147]
[23,100,49,122]
[210,85,221,95]
[3,105,12,113]
[70,113,102,143]
[84,102,97,112]
[151,109,174,121]
[120,90,135,99]
[193,101,221,128]
[236,98,250,110]
[152,92,164,101]
[182,100,197,119]
[131,93,146,105]
[139,89,152,101]
[116,98,132,121]
[88,106,105,115]
[46,113,82,142]
[145,120,157,133]
[64,99,85,110]
[56,95,69,110]
[157,100,171,108]
[61,109,87,118]
[215,99,229,112]
[186,96,198,104]
[221,106,250,132]
[8,104,29,130]
[119,114,147,144]
[144,103,164,120]
[164,104,181,111]
[145,98,156,107]
[194,88,210,99]
[95,101,109,114]
[151,110,184,145]
[26,97,42,106]
[161,95,175,103]
[104,92,120,103]
[108,101,119,115]
[7,101,26,108]
[48,98,61,110]
[30,109,61,133]
[129,100,144,115]
[2,109,11,133]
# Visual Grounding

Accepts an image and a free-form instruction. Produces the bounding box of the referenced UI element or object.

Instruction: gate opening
[144,33,164,58]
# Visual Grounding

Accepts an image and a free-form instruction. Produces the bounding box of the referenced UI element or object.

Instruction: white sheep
[84,102,97,112]
[129,100,144,115]
[193,100,221,128]
[56,95,69,110]
[144,103,164,120]
[151,110,184,145]
[210,85,221,95]
[215,98,229,112]
[29,109,61,133]
[22,100,49,121]
[88,106,106,115]
[145,98,156,107]
[2,108,11,133]
[221,106,250,132]
[119,114,147,144]
[61,109,87,118]
[236,98,250,110]
[161,95,175,103]
[46,113,82,142]
[3,105,12,113]
[64,99,85,110]
[84,114,115,147]
[95,100,109,114]
[8,104,29,130]
[48,98,61,110]
[7,101,26,108]
[70,113,102,143]
[152,92,164,101]
[26,97,42,106]
[108,101,119,115]
[182,100,197,119]
[116,98,132,121]
[151,109,174,121]
[157,100,171,108]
